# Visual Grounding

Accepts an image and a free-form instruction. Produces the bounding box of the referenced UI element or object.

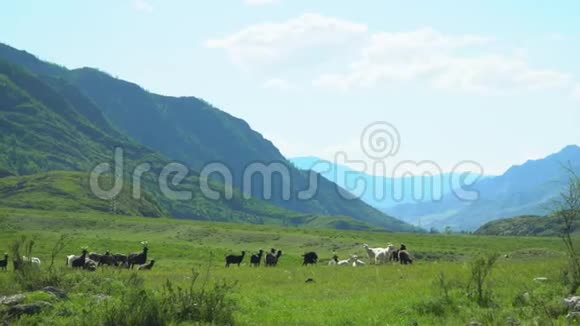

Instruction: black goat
[128,246,149,269]
[225,251,246,267]
[138,260,155,271]
[398,250,413,265]
[88,252,102,262]
[389,249,400,262]
[250,249,264,267]
[302,252,318,266]
[98,251,117,266]
[265,249,282,266]
[71,249,88,269]
[113,253,128,267]
[0,253,7,271]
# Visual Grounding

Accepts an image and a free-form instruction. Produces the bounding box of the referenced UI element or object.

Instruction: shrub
[100,270,238,326]
[466,252,499,307]
[415,272,459,317]
[9,235,65,291]
[102,273,165,326]
[160,269,237,325]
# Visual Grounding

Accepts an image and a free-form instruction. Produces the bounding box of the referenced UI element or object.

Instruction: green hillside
[0,42,412,231]
[0,172,379,230]
[474,214,580,237]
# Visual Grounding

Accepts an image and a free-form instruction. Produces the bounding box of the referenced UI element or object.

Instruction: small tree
[467,252,499,306]
[10,235,35,271]
[48,234,70,271]
[554,167,580,293]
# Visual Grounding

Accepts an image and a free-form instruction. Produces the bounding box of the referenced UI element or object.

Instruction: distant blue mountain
[290,156,488,210]
[383,145,580,230]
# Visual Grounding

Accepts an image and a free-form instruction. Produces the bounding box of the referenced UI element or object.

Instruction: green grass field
[0,208,576,325]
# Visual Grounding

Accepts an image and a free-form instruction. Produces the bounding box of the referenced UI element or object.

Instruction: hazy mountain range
[290,156,489,209]
[293,145,580,231]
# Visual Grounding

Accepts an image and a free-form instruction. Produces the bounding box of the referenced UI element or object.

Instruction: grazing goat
[14,256,41,270]
[23,256,41,265]
[71,249,88,269]
[351,255,366,267]
[66,255,75,266]
[0,253,7,271]
[364,244,389,264]
[13,256,39,271]
[363,244,377,264]
[83,258,98,271]
[250,249,264,267]
[98,251,117,266]
[375,244,395,265]
[265,249,282,266]
[389,249,400,262]
[302,252,318,266]
[138,260,155,271]
[113,253,128,267]
[398,250,413,265]
[337,258,351,266]
[328,255,339,266]
[88,252,102,262]
[128,243,149,269]
[225,251,246,267]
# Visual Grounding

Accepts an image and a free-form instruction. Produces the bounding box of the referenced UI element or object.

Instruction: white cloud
[314,28,572,94]
[208,15,575,95]
[572,84,580,100]
[243,0,280,6]
[205,13,367,67]
[133,0,153,13]
[262,78,293,90]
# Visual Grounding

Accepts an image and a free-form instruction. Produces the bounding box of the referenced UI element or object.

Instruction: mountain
[0,58,311,224]
[385,145,580,231]
[0,42,415,231]
[290,156,488,210]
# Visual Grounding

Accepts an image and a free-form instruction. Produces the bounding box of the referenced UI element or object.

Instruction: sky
[1,0,579,176]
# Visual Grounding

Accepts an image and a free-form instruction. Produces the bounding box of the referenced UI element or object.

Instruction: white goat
[328,255,339,266]
[22,256,41,265]
[374,244,395,265]
[337,255,357,266]
[351,255,366,267]
[363,244,381,264]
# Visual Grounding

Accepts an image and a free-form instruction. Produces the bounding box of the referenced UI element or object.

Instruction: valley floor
[0,208,576,325]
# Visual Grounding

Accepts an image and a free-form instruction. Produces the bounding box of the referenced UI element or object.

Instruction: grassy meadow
[0,207,576,325]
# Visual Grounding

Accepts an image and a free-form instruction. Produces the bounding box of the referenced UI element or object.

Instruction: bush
[415,272,459,317]
[13,268,65,292]
[102,273,165,326]
[466,252,499,307]
[9,235,65,292]
[161,269,237,325]
[100,270,238,326]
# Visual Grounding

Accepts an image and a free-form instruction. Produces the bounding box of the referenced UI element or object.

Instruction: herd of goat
[0,241,153,272]
[0,242,412,272]
[226,243,413,267]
